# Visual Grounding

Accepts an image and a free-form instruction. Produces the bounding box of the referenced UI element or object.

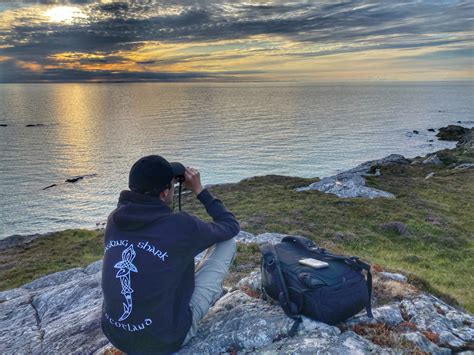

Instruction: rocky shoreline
[2,124,472,249]
[1,124,473,354]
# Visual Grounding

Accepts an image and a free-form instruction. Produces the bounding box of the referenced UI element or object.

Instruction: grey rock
[401,294,474,349]
[38,305,108,355]
[400,332,451,354]
[453,163,474,170]
[33,273,102,326]
[179,290,295,353]
[423,154,443,165]
[346,304,404,327]
[2,252,474,354]
[0,287,29,302]
[297,174,395,199]
[0,295,42,354]
[296,154,404,199]
[84,260,103,275]
[23,268,86,291]
[234,231,287,245]
[228,230,287,245]
[257,330,384,354]
[340,154,410,176]
[380,272,408,283]
[236,270,261,293]
[234,230,256,243]
[253,232,287,245]
[456,128,473,149]
[298,315,341,336]
[0,232,51,251]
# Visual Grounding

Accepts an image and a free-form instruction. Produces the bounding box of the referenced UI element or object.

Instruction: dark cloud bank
[0,0,472,82]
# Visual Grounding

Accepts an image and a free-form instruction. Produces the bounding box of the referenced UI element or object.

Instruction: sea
[0,81,473,239]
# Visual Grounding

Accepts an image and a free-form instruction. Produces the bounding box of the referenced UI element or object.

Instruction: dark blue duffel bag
[260,235,373,335]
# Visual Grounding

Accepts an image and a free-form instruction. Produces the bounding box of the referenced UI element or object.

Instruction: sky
[0,0,473,83]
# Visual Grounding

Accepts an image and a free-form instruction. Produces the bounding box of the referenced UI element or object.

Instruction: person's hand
[184,167,204,196]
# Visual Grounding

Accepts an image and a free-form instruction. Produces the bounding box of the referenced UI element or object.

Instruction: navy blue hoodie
[101,188,239,353]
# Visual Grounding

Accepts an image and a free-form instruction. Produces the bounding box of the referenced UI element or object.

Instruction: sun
[45,6,82,23]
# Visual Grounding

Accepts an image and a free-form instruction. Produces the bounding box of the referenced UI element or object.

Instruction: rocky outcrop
[295,154,409,199]
[422,154,443,165]
[1,232,472,354]
[456,128,473,151]
[437,125,471,141]
[0,232,55,251]
[65,174,98,184]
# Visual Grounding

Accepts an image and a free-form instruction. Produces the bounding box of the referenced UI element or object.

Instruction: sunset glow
[0,1,472,82]
[45,6,83,23]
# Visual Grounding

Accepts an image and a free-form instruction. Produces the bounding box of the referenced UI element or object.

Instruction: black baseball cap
[129,155,185,195]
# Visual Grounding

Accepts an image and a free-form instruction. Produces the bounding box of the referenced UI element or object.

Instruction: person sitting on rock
[101,155,239,353]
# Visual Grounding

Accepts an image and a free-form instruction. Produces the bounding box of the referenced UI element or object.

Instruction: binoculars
[172,162,186,183]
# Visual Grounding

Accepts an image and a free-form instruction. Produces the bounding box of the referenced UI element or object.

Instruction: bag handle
[282,235,318,252]
[261,243,302,336]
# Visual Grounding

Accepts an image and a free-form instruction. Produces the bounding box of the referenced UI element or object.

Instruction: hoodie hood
[111,190,173,231]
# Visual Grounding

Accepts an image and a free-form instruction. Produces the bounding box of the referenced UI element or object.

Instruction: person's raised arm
[183,167,240,253]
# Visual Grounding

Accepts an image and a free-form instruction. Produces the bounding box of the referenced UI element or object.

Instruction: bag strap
[281,236,373,318]
[261,243,302,336]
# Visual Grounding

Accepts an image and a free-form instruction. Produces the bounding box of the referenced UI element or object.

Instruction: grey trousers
[181,238,237,346]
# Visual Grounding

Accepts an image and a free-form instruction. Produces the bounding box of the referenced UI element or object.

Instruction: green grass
[1,146,473,312]
[0,229,104,290]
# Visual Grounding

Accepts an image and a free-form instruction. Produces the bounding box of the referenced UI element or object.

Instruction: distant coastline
[2,124,472,250]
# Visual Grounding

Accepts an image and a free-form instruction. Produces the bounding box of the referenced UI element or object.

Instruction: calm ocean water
[0,82,473,238]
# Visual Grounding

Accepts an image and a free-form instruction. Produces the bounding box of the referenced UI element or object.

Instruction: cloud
[0,0,473,81]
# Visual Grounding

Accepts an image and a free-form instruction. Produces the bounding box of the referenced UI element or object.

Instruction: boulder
[379,272,407,283]
[422,154,443,166]
[453,163,474,170]
[346,303,404,327]
[436,125,470,141]
[234,231,286,245]
[456,128,473,150]
[296,154,405,199]
[236,270,261,292]
[297,174,395,199]
[65,176,84,183]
